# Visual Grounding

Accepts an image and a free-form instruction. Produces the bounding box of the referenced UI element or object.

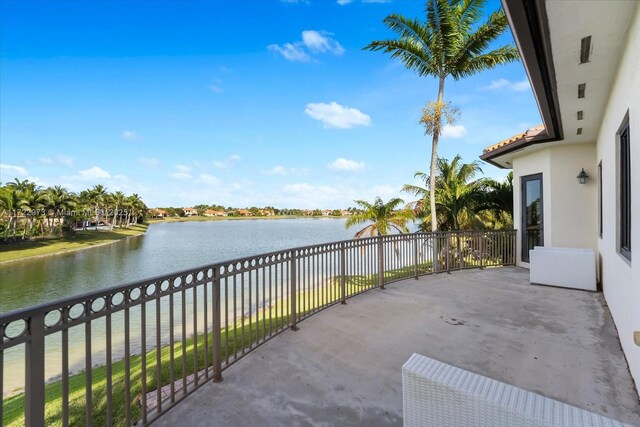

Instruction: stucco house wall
[512,143,597,268]
[595,5,640,385]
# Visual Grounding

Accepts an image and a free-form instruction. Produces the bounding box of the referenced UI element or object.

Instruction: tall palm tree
[364,0,519,231]
[45,186,76,234]
[345,197,414,238]
[404,155,485,231]
[18,185,46,238]
[479,171,513,229]
[89,184,108,228]
[110,191,126,228]
[0,186,22,240]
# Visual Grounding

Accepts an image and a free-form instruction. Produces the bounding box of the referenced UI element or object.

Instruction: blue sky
[0,0,541,209]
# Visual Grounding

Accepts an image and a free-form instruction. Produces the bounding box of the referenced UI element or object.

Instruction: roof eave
[482,0,564,165]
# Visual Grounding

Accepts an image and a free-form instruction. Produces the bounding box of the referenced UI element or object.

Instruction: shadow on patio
[155,267,640,426]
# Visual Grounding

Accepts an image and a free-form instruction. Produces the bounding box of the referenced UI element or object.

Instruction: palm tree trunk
[429,76,446,232]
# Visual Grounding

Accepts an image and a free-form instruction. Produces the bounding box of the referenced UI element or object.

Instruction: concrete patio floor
[156,267,640,426]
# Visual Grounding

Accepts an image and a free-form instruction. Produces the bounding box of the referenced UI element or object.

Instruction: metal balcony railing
[0,229,516,426]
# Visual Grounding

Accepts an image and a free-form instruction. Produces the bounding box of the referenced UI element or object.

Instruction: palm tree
[345,197,414,238]
[364,0,519,231]
[44,186,76,234]
[403,155,485,231]
[110,191,126,228]
[18,185,46,238]
[89,185,108,228]
[0,186,22,240]
[480,171,513,229]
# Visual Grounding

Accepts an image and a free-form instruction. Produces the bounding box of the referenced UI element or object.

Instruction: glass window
[619,119,631,261]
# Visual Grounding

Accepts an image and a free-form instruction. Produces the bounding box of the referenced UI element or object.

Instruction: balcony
[154,266,640,426]
[2,230,639,426]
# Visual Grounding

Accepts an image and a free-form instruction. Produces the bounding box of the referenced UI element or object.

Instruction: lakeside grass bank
[0,224,149,264]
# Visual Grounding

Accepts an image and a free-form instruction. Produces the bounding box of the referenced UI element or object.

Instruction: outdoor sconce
[577,168,589,184]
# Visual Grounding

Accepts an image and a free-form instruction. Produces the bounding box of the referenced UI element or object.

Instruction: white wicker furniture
[529,247,597,291]
[402,353,632,427]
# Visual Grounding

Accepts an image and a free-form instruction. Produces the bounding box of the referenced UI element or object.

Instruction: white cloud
[140,157,160,167]
[441,124,468,139]
[213,154,241,169]
[305,102,371,129]
[301,30,344,55]
[174,164,192,173]
[269,30,344,62]
[57,154,74,167]
[481,78,531,92]
[113,174,128,182]
[207,84,224,93]
[283,183,339,196]
[328,158,365,171]
[78,166,111,180]
[268,43,310,62]
[337,0,354,4]
[264,166,287,175]
[262,165,308,175]
[170,172,191,180]
[368,185,397,197]
[38,155,73,167]
[121,130,141,141]
[170,164,192,180]
[0,164,29,178]
[196,174,220,186]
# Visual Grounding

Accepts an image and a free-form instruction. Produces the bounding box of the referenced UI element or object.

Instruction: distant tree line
[0,178,148,242]
[151,205,361,218]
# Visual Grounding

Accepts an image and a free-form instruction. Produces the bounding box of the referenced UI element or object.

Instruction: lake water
[0,218,354,313]
[0,218,356,395]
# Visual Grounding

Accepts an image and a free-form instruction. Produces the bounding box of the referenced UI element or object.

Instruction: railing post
[445,233,451,274]
[432,233,439,273]
[25,312,46,427]
[290,251,299,331]
[377,236,385,289]
[212,271,223,383]
[479,232,484,270]
[413,234,419,280]
[512,230,517,265]
[340,242,347,304]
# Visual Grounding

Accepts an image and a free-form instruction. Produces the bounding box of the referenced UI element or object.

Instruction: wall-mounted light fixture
[577,168,589,184]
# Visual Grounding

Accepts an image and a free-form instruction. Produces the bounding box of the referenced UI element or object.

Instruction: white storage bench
[402,353,631,427]
[529,246,597,291]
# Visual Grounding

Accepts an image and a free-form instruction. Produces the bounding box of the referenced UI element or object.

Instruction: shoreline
[0,224,149,265]
[147,215,346,224]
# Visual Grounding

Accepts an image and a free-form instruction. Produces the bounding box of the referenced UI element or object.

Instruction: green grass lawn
[2,314,291,427]
[0,224,149,263]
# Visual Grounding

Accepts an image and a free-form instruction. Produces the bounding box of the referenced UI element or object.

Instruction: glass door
[521,173,543,262]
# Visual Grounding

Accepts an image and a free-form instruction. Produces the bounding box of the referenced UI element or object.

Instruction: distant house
[150,209,168,218]
[340,210,352,216]
[259,209,274,217]
[321,210,332,216]
[237,209,253,217]
[204,209,227,217]
[480,0,639,386]
[183,208,198,217]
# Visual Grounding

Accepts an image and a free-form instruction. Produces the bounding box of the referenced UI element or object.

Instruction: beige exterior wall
[512,143,598,267]
[595,6,640,386]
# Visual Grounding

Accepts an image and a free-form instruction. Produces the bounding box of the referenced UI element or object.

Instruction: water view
[0,218,353,394]
[0,218,352,313]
